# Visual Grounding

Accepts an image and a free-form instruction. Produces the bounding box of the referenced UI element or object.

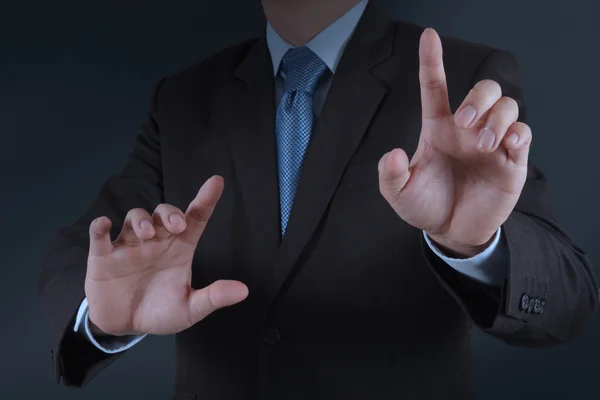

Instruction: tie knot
[279,46,328,94]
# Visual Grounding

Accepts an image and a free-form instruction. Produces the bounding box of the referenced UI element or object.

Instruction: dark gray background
[2,0,598,399]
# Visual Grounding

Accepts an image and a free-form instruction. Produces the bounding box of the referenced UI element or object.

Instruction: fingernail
[141,220,153,230]
[169,214,183,224]
[506,133,519,144]
[456,105,477,127]
[477,129,496,151]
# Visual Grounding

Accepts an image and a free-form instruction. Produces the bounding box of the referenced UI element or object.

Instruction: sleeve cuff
[423,227,507,286]
[74,298,146,354]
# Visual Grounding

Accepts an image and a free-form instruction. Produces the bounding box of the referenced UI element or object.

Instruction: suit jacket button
[527,296,536,313]
[533,298,542,314]
[539,299,546,315]
[520,294,530,311]
[263,327,280,346]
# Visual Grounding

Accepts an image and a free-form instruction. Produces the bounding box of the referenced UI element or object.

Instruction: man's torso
[154,6,498,399]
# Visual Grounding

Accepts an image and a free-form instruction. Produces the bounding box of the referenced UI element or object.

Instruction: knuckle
[205,287,217,310]
[187,207,206,222]
[500,96,518,109]
[153,203,169,213]
[489,97,519,121]
[475,79,502,96]
[154,203,181,216]
[513,121,530,133]
[188,204,213,223]
[127,208,147,219]
[420,79,445,90]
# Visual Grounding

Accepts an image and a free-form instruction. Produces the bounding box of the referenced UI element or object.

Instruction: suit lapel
[264,4,395,304]
[221,39,281,263]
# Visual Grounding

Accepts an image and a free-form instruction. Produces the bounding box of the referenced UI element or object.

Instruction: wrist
[427,233,495,258]
[88,317,111,337]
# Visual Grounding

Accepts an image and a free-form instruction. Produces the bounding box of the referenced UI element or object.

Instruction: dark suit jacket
[39,3,598,399]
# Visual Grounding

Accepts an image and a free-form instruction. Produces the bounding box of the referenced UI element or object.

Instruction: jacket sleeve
[37,78,167,387]
[422,49,599,347]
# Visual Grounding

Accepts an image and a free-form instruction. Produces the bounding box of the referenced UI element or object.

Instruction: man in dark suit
[38,0,598,398]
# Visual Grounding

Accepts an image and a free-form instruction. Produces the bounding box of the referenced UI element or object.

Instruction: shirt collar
[266,0,369,76]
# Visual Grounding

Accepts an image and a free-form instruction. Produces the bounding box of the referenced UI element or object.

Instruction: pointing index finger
[180,175,225,246]
[419,28,451,121]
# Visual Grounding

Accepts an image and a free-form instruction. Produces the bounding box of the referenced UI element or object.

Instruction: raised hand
[378,28,532,257]
[84,176,249,336]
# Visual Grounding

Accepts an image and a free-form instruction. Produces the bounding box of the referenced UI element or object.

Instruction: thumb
[378,148,411,198]
[187,280,249,325]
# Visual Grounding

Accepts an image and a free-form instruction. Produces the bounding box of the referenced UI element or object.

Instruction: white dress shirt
[75,0,508,353]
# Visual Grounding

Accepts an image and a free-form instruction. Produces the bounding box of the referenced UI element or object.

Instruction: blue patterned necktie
[276,46,328,238]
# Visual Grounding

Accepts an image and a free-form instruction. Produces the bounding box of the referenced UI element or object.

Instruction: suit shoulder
[157,38,260,100]
[393,19,508,62]
[387,19,521,107]
[390,19,519,94]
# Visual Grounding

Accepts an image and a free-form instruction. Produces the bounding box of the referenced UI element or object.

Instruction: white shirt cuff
[74,298,146,354]
[423,227,507,287]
